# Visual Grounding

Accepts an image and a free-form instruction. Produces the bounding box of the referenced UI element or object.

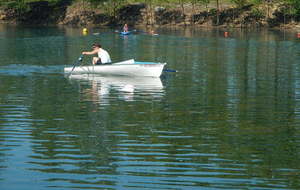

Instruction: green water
[0,24,300,190]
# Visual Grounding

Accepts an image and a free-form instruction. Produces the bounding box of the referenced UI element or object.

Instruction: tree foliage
[285,0,300,16]
[0,0,300,17]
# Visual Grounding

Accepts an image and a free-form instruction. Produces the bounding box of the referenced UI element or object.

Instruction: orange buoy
[297,32,300,38]
[224,32,229,37]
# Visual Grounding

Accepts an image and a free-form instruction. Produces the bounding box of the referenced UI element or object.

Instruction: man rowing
[82,43,111,65]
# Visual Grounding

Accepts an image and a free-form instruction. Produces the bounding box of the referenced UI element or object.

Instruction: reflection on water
[0,25,300,190]
[68,74,164,104]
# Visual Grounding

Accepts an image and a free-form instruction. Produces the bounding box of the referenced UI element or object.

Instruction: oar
[163,69,177,72]
[67,55,83,77]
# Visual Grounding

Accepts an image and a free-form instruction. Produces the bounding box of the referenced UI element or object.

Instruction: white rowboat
[64,59,166,78]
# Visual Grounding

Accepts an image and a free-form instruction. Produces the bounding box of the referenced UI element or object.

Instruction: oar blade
[67,55,84,77]
[163,69,177,73]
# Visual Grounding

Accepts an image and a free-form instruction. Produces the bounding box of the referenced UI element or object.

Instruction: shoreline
[1,22,299,41]
[1,21,299,34]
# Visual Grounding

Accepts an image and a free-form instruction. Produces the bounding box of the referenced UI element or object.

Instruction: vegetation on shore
[0,0,299,28]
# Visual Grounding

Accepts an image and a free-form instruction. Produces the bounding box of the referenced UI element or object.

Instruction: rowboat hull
[64,61,166,78]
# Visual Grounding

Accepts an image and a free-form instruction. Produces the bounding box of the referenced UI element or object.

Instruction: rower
[82,43,111,65]
[123,23,129,33]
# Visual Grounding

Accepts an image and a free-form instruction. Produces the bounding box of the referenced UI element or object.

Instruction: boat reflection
[68,74,164,104]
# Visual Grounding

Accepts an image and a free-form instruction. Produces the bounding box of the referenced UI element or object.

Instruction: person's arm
[82,49,98,55]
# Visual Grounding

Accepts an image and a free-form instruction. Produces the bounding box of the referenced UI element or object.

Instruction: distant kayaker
[123,23,129,32]
[82,43,111,65]
[149,29,158,36]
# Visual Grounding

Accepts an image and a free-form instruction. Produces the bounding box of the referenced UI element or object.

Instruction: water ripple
[0,64,64,76]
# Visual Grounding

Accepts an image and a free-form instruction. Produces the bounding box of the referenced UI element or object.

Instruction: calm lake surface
[0,24,300,190]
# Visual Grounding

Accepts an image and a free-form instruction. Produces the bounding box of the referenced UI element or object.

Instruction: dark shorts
[95,59,102,65]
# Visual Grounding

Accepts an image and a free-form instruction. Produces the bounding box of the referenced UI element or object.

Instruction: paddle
[67,55,84,77]
[163,68,177,73]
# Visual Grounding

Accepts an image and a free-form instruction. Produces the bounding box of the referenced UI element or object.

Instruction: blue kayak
[120,31,131,35]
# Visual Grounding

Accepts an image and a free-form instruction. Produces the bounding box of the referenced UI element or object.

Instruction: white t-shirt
[98,48,111,64]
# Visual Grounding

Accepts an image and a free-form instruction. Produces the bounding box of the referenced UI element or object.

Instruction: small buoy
[82,28,88,35]
[83,28,88,33]
[297,32,300,38]
[224,32,229,37]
